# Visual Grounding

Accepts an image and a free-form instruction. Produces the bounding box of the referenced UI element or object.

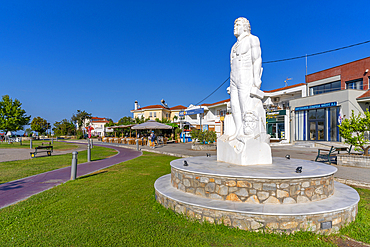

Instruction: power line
[195,39,370,105]
[195,77,229,106]
[263,40,370,64]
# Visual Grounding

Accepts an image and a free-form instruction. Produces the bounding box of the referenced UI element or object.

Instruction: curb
[335,177,370,189]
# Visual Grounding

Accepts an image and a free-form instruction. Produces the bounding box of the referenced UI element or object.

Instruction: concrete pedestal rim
[155,174,359,216]
[171,156,338,180]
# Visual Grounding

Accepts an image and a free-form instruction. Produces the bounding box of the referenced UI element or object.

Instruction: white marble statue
[218,17,271,166]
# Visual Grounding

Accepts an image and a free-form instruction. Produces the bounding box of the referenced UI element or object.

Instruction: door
[309,121,316,141]
[307,109,326,141]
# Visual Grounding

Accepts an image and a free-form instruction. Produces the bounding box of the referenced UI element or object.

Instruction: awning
[131,120,173,130]
[111,124,136,129]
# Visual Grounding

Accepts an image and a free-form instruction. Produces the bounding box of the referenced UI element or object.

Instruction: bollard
[30,139,33,149]
[71,151,78,180]
[87,139,91,162]
[136,139,139,151]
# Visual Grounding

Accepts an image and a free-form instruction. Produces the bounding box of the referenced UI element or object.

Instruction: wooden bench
[315,145,352,165]
[30,145,53,158]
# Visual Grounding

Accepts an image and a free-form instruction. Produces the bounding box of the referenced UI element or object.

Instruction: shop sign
[179,108,204,116]
[295,102,337,111]
[266,110,286,118]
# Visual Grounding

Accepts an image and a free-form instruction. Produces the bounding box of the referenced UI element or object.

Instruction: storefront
[266,110,288,140]
[294,102,339,141]
[290,87,368,143]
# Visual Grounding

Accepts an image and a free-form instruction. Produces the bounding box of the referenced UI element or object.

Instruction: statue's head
[234,17,251,37]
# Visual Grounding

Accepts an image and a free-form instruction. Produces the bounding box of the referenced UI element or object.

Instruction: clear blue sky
[1,0,369,127]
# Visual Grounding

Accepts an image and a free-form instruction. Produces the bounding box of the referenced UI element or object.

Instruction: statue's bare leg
[235,78,253,143]
[229,83,243,140]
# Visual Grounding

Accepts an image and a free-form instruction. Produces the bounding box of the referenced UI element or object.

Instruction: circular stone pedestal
[154,156,359,234]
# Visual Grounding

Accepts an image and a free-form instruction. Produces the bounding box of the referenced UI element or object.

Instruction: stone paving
[0,143,87,162]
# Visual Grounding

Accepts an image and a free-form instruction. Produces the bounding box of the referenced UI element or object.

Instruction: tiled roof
[201,99,230,106]
[136,105,168,110]
[264,83,306,93]
[170,105,187,110]
[91,117,109,123]
[357,90,370,99]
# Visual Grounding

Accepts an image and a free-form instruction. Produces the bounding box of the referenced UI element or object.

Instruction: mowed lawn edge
[0,152,368,246]
[0,146,117,184]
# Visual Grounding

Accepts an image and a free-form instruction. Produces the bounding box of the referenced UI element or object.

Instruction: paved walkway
[0,144,141,209]
[89,140,370,188]
[0,144,87,162]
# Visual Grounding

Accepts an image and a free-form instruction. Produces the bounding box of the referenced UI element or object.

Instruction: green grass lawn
[0,140,78,150]
[340,187,370,243]
[0,146,117,183]
[0,152,368,246]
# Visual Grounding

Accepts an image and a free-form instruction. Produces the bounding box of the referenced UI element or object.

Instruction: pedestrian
[150,131,156,149]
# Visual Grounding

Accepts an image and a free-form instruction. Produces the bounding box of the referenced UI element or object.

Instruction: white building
[263,83,307,142]
[84,117,112,137]
[181,83,307,141]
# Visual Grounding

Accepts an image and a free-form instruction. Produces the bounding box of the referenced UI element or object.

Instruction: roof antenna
[284,78,292,87]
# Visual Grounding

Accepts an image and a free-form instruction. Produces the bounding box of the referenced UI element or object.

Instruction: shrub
[339,110,370,155]
[76,130,84,139]
[191,129,216,144]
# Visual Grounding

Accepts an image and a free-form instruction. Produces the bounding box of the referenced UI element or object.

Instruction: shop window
[346,79,363,90]
[329,107,338,141]
[295,111,305,141]
[309,80,341,95]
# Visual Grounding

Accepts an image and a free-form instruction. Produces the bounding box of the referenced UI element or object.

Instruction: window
[154,112,157,117]
[346,79,363,90]
[309,80,341,95]
[149,112,152,117]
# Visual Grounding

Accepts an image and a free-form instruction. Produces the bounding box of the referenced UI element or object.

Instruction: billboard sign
[179,108,204,116]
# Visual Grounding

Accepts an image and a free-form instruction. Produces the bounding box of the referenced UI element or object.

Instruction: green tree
[105,119,115,127]
[24,128,33,137]
[155,118,171,124]
[118,116,135,125]
[71,110,92,130]
[339,110,370,155]
[53,119,76,136]
[31,117,49,136]
[135,116,149,124]
[0,95,31,133]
